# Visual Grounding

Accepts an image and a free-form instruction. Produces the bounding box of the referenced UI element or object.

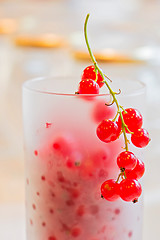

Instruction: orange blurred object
[0,18,18,34]
[14,33,67,48]
[72,48,145,63]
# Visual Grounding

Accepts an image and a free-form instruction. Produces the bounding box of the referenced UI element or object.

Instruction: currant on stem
[81,65,104,88]
[78,79,100,94]
[119,179,142,202]
[117,151,137,170]
[125,159,145,180]
[118,108,143,133]
[96,119,120,143]
[101,179,119,201]
[131,128,150,148]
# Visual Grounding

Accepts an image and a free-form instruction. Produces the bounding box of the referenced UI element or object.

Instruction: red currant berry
[96,120,120,143]
[53,137,71,156]
[125,159,145,180]
[52,134,76,158]
[48,237,57,240]
[118,108,143,133]
[101,179,119,201]
[119,179,142,202]
[34,150,38,156]
[78,79,99,94]
[76,205,85,217]
[92,99,116,123]
[131,128,150,148]
[117,151,137,170]
[71,227,81,237]
[81,65,104,88]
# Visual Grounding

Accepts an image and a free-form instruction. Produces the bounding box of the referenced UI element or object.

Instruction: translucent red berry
[117,151,137,170]
[92,100,116,123]
[48,236,57,240]
[125,159,145,180]
[52,135,75,158]
[78,79,100,94]
[96,119,120,143]
[119,179,142,202]
[101,179,119,201]
[71,227,81,237]
[118,108,143,133]
[34,150,38,156]
[81,65,104,88]
[76,205,85,217]
[131,128,150,148]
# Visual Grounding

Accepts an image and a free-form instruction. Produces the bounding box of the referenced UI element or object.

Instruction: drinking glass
[23,76,146,240]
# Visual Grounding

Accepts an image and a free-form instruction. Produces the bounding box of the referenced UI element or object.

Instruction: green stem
[116,172,123,183]
[84,14,129,151]
[120,105,127,113]
[112,111,119,122]
[119,111,129,151]
[84,14,97,68]
[123,170,127,179]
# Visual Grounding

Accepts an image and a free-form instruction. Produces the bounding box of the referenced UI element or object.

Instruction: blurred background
[0,0,160,239]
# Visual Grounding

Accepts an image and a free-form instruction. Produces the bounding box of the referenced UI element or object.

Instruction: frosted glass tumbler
[23,77,146,240]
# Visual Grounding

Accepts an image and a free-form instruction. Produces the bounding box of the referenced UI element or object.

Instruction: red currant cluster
[101,151,145,203]
[77,65,149,203]
[78,65,104,94]
[76,14,150,203]
[99,107,149,202]
[97,108,150,148]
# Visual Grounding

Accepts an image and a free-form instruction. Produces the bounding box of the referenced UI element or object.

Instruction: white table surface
[0,204,25,240]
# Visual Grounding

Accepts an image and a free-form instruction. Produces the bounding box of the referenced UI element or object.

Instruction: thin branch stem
[84,14,97,67]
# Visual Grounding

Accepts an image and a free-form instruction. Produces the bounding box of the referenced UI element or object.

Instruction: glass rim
[23,76,146,97]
